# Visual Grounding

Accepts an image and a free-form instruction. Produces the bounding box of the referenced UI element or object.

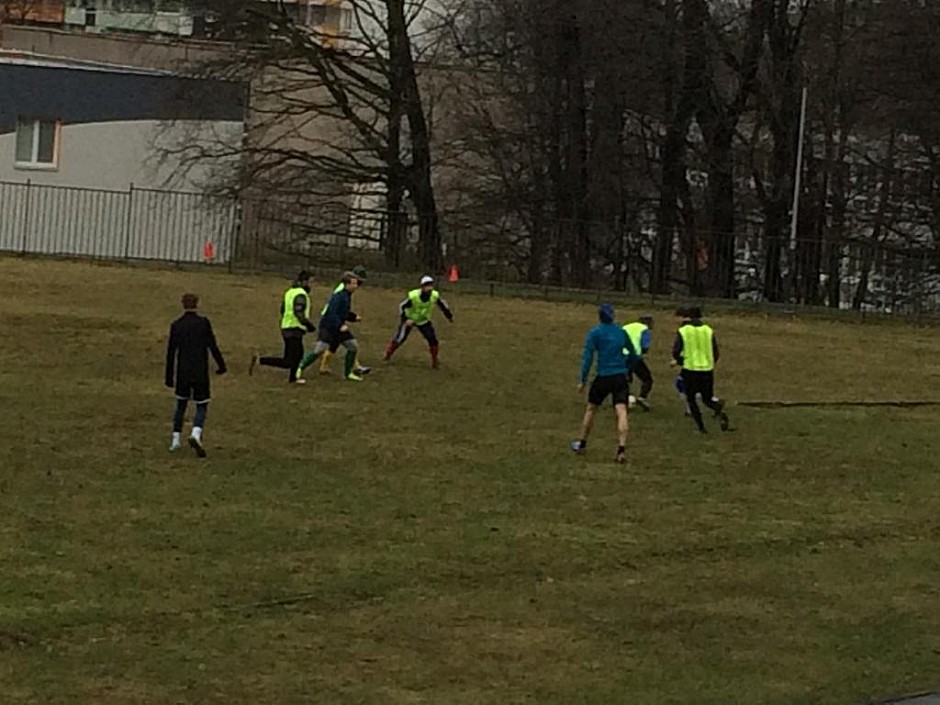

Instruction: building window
[15,118,60,169]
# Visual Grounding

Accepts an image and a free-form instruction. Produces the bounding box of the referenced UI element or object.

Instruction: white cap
[420,275,434,286]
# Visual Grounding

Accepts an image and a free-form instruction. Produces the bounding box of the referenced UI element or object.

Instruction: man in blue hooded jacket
[571,303,639,464]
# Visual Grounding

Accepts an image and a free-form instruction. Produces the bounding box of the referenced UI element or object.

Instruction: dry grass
[1,257,940,704]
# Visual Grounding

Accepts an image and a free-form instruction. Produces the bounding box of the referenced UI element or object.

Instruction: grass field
[2,257,940,705]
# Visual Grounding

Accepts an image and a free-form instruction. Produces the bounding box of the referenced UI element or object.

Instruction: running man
[383,275,454,368]
[623,315,654,410]
[165,293,227,458]
[672,306,730,433]
[571,303,639,464]
[318,265,370,377]
[250,270,316,384]
[297,272,364,381]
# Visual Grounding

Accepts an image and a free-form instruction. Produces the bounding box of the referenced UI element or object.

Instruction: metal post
[123,183,135,261]
[21,179,32,254]
[789,86,809,254]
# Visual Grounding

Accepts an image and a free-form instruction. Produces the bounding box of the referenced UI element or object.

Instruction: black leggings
[631,359,654,398]
[681,370,722,431]
[260,336,304,382]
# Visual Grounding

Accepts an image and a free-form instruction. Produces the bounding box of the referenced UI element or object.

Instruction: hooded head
[598,302,615,324]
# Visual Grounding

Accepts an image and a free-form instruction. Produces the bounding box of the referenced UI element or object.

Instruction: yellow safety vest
[678,324,715,371]
[406,289,439,325]
[281,286,310,330]
[321,282,344,316]
[623,322,649,357]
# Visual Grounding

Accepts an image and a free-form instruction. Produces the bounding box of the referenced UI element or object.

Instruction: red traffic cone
[448,264,460,283]
[203,242,215,261]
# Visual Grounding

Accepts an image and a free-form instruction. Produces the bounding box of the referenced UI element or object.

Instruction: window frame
[14,117,61,171]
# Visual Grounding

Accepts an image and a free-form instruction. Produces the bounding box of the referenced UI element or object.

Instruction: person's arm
[671,332,684,366]
[293,293,315,332]
[579,331,596,385]
[206,319,227,374]
[640,329,652,355]
[437,296,454,321]
[165,323,178,388]
[712,333,720,364]
[399,297,412,319]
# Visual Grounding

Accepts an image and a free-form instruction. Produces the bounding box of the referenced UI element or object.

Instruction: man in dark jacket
[297,272,364,381]
[672,306,730,433]
[250,270,316,384]
[165,293,227,457]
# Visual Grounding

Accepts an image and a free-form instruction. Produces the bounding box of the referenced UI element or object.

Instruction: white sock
[171,432,181,448]
[191,427,203,442]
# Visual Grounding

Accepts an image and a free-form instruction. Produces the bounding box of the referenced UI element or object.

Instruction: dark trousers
[681,370,722,432]
[173,399,207,432]
[260,336,304,382]
[631,359,654,399]
[393,321,438,347]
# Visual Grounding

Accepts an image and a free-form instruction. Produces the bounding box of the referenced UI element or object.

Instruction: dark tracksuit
[296,288,360,376]
[672,321,724,432]
[318,288,359,346]
[165,311,227,431]
[259,282,316,382]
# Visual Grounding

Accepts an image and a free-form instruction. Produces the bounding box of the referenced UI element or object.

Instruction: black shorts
[175,378,210,403]
[588,374,629,407]
[680,370,715,400]
[327,329,355,353]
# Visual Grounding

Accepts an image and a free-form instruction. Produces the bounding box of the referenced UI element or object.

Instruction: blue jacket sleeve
[580,331,596,384]
[640,329,652,354]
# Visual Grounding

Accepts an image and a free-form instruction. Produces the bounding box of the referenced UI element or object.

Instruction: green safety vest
[405,289,439,325]
[623,322,649,357]
[678,324,715,372]
[281,286,310,330]
[321,282,344,315]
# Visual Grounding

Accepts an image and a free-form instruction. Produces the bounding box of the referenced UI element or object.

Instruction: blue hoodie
[580,322,638,383]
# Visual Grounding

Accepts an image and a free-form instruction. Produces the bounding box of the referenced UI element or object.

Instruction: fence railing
[0,180,238,265]
[1,179,938,318]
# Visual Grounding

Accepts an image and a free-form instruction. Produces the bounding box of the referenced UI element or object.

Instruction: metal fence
[0,180,238,264]
[2,179,939,319]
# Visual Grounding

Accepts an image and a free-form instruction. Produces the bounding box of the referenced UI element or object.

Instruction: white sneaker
[170,432,182,452]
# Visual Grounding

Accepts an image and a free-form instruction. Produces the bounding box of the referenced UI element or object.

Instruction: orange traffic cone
[203,241,215,261]
[448,264,460,283]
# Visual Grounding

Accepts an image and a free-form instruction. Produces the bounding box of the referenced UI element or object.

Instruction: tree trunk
[387,0,442,272]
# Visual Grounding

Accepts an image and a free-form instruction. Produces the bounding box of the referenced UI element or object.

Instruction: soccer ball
[628,395,637,409]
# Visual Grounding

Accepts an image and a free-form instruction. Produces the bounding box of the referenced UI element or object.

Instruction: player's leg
[186,381,210,458]
[320,337,340,376]
[683,371,707,433]
[635,360,653,409]
[285,337,304,383]
[418,323,439,368]
[611,374,630,462]
[572,377,607,453]
[340,335,362,381]
[297,337,331,380]
[384,321,412,360]
[171,395,188,451]
[257,336,292,373]
[614,403,629,463]
[700,372,730,431]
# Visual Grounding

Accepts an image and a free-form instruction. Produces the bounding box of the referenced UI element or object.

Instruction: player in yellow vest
[623,316,654,410]
[383,275,454,368]
[317,265,370,377]
[671,306,730,433]
[249,270,316,384]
